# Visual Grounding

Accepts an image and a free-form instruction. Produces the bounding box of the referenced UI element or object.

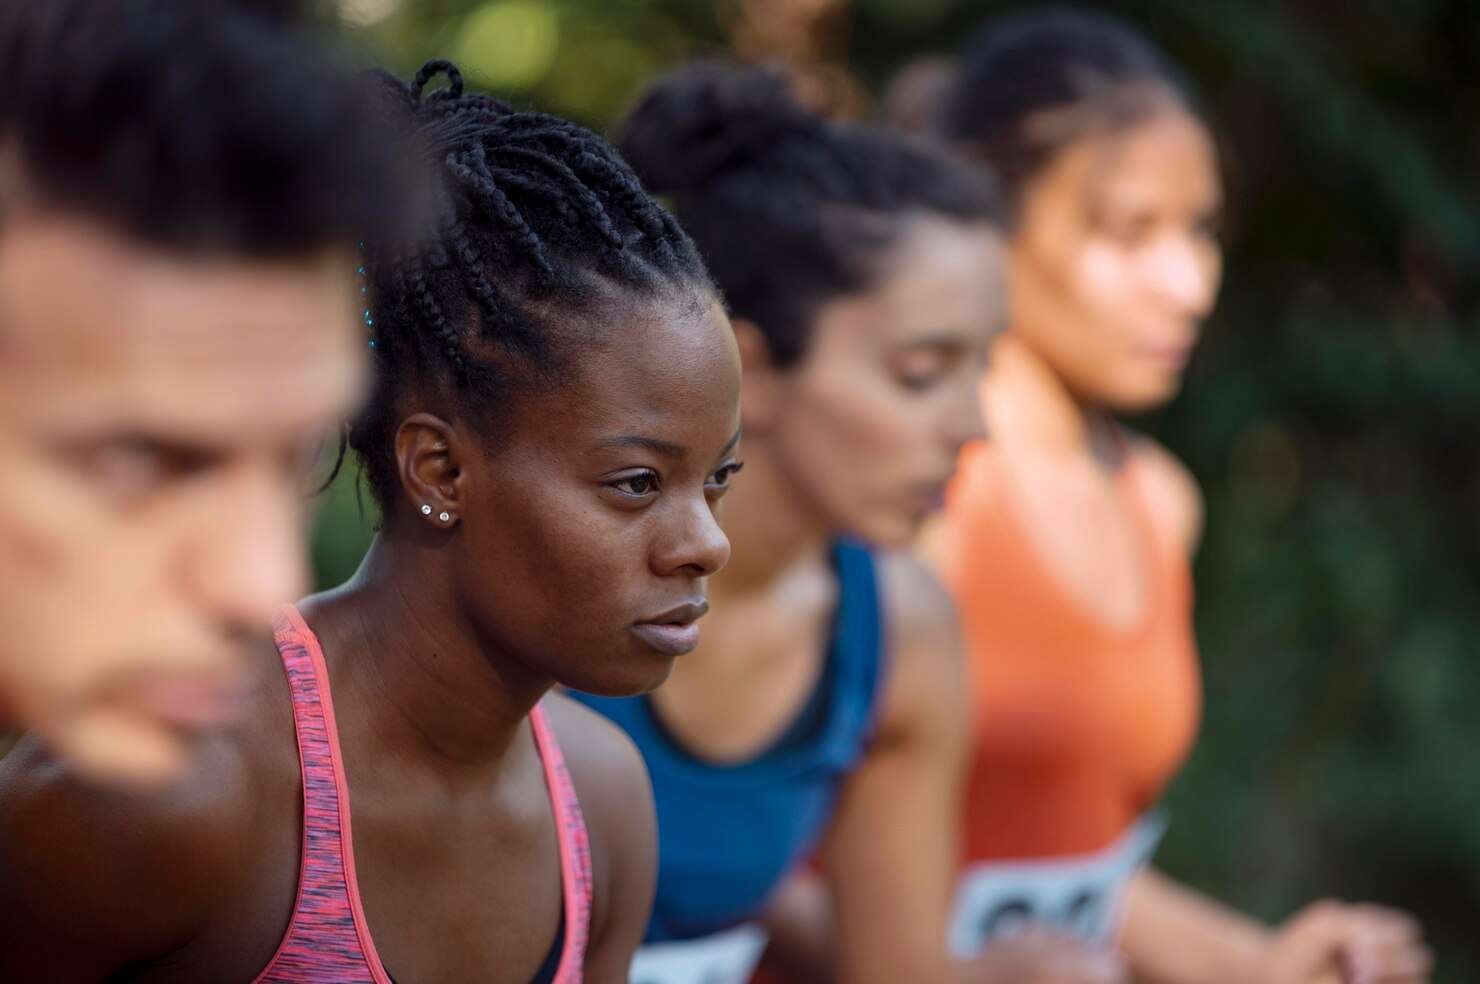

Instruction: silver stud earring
[420,504,433,516]
[439,512,451,523]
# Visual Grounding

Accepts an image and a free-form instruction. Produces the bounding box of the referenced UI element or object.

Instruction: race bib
[630,924,769,984]
[948,814,1166,956]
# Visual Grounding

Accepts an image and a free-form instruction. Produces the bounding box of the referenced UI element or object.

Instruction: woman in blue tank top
[571,63,1007,984]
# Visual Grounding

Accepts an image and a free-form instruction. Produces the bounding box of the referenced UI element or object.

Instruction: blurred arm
[1120,867,1272,983]
[551,698,659,984]
[0,733,250,981]
[817,553,972,984]
[1123,870,1431,984]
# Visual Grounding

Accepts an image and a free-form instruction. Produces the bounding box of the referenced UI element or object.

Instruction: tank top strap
[528,704,594,983]
[1111,428,1195,607]
[254,606,389,984]
[1109,425,1155,531]
[819,538,889,762]
[259,613,591,984]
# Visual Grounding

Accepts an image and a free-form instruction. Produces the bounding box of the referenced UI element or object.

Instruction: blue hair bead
[356,245,375,344]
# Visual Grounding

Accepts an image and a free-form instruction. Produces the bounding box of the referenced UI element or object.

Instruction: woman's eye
[611,471,660,497]
[893,347,955,393]
[1193,212,1223,242]
[1094,207,1157,247]
[707,460,745,490]
[1106,222,1152,247]
[897,371,942,393]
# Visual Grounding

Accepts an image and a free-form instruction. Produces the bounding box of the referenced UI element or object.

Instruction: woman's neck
[988,331,1117,460]
[307,532,547,788]
[655,438,837,758]
[711,440,831,601]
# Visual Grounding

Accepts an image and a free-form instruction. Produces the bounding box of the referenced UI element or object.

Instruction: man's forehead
[0,216,365,431]
[1,347,363,445]
[2,217,351,350]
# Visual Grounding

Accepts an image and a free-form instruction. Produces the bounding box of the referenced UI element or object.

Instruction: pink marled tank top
[253,606,593,984]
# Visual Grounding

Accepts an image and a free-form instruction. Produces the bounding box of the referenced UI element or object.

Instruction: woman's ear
[733,317,784,436]
[393,412,462,527]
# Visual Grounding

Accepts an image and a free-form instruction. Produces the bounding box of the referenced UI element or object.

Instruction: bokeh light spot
[339,0,401,28]
[455,1,561,91]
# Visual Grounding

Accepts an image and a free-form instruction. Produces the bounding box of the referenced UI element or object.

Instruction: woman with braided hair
[0,60,742,983]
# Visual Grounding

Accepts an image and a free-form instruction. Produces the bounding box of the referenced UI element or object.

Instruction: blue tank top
[571,539,888,943]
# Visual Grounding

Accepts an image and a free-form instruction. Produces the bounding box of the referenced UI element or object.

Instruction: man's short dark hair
[0,0,402,257]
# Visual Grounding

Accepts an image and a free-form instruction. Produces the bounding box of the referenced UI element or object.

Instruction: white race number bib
[629,924,769,984]
[949,814,1166,956]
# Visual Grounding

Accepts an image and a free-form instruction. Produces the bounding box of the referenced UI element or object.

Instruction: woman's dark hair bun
[617,61,820,195]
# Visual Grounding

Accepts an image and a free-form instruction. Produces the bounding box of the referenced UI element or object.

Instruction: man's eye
[85,438,212,498]
[94,441,167,489]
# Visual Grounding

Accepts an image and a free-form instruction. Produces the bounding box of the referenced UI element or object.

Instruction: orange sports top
[935,436,1202,862]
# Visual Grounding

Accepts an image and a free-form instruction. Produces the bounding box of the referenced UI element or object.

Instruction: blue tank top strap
[805,537,887,769]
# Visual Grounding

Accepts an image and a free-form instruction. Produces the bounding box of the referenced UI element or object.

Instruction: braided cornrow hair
[342,59,711,512]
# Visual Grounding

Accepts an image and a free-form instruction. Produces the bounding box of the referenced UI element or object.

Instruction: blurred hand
[955,932,1129,984]
[1257,901,1432,984]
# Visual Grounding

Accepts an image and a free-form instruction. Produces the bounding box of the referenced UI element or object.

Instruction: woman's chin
[844,512,918,551]
[563,650,677,699]
[1104,372,1186,414]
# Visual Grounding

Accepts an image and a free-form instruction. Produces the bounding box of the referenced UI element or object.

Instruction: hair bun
[412,58,464,102]
[617,61,820,195]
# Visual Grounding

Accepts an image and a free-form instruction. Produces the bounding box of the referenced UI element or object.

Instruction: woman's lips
[629,621,702,657]
[632,599,708,657]
[1141,343,1193,372]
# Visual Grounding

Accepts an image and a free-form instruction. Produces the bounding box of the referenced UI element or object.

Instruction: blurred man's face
[0,214,364,785]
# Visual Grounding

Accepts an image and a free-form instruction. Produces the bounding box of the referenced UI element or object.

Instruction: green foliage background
[314,1,1480,977]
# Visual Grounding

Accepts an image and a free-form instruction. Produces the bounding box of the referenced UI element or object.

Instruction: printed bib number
[949,814,1166,956]
[630,924,769,984]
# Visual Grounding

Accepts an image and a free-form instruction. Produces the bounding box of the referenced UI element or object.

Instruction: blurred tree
[316,1,1480,977]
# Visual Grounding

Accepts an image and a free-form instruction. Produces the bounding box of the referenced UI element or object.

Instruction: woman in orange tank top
[923,9,1431,984]
[944,426,1200,868]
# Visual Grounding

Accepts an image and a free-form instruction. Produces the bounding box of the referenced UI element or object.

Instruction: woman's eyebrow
[594,434,688,459]
[595,425,742,460]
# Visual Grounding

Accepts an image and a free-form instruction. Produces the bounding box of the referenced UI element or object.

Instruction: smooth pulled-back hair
[618,61,1002,369]
[939,7,1193,217]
